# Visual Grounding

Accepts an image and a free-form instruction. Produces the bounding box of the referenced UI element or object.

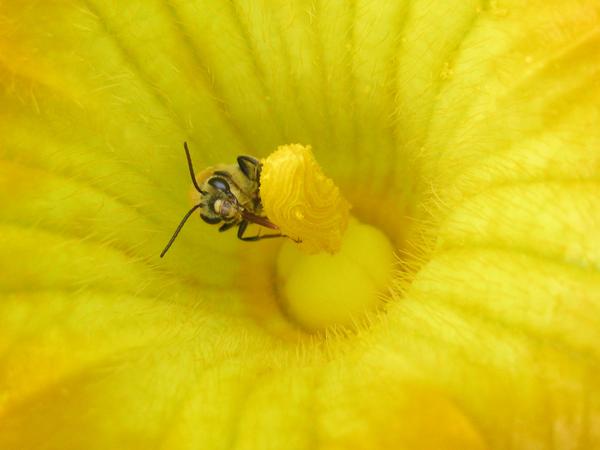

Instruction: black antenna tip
[183,142,207,195]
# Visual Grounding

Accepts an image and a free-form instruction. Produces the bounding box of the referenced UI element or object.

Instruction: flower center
[276,218,395,331]
[238,144,418,337]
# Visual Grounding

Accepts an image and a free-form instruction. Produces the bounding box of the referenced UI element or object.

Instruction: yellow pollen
[260,144,351,254]
[261,144,394,330]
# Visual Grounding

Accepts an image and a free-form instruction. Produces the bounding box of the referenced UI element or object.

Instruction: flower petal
[1,0,599,448]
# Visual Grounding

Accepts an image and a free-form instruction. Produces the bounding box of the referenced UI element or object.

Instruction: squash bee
[160,142,284,257]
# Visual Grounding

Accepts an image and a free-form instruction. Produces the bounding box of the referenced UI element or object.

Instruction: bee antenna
[184,142,208,195]
[160,203,204,258]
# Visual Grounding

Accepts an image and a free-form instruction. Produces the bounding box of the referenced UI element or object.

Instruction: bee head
[198,175,241,225]
[160,143,242,258]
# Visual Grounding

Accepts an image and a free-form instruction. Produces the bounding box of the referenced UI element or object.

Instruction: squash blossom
[1,0,599,449]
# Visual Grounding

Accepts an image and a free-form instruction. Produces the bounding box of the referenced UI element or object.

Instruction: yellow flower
[1,1,599,449]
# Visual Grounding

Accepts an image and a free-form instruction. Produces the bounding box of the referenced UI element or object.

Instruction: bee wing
[237,156,261,181]
[241,210,279,230]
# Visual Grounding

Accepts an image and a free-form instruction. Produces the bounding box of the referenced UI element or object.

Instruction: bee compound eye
[208,177,230,193]
[200,213,221,225]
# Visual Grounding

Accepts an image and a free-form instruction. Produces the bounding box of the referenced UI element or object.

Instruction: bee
[160,142,284,257]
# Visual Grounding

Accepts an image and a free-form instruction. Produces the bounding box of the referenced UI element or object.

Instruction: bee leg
[237,220,284,242]
[219,221,237,232]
